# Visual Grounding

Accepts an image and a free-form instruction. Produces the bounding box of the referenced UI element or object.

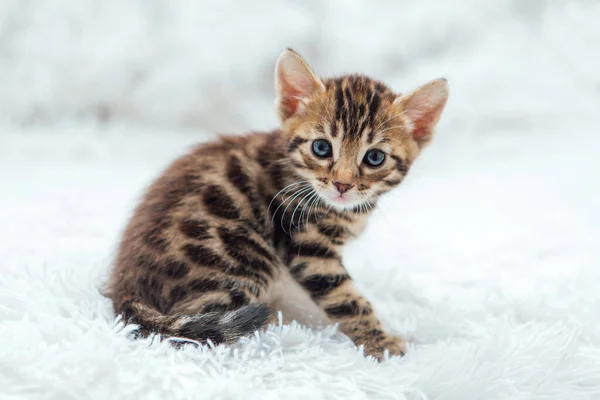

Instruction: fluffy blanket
[1,128,598,399]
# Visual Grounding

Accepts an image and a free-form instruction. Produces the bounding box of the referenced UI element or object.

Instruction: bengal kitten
[106,49,448,360]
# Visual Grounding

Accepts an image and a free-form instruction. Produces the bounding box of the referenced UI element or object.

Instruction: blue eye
[363,149,385,167]
[312,139,332,158]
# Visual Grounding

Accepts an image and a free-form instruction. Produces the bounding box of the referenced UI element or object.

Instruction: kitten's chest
[269,208,368,265]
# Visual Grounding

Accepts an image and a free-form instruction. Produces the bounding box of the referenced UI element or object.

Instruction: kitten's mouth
[319,191,364,211]
[313,184,366,211]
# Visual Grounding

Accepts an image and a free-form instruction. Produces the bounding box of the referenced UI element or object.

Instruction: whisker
[280,186,313,234]
[270,183,312,227]
[308,195,320,223]
[310,194,324,224]
[300,191,320,229]
[268,180,310,214]
[290,189,315,232]
[304,193,317,227]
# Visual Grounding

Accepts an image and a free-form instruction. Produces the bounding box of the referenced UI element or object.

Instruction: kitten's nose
[333,182,354,194]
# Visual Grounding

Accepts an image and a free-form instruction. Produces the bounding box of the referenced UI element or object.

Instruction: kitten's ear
[394,78,449,147]
[275,49,325,122]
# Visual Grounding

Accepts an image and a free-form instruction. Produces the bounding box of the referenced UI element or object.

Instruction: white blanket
[1,127,598,399]
[1,0,599,397]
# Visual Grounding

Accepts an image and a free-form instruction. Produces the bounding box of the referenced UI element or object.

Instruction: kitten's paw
[362,335,407,361]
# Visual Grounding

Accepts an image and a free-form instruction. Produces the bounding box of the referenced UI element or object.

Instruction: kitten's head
[275,49,448,212]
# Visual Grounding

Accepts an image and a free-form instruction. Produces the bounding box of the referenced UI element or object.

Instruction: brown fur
[106,49,448,360]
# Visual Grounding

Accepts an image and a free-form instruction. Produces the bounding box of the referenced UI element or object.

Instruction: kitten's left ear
[275,49,325,122]
[394,78,449,147]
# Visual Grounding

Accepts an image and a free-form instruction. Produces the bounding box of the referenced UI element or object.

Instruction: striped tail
[119,299,274,344]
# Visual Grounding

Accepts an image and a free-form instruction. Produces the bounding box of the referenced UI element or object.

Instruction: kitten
[106,49,448,360]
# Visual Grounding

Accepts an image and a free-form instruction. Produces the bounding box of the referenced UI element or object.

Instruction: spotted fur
[106,49,448,360]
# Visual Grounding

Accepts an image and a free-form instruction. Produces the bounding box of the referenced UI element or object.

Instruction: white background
[1,1,599,398]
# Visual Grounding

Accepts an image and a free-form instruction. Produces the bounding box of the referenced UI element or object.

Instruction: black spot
[179,219,211,240]
[330,121,338,137]
[367,96,381,143]
[189,278,222,293]
[223,246,273,277]
[183,243,222,266]
[289,262,308,278]
[218,226,275,264]
[358,103,366,119]
[135,275,167,313]
[287,137,307,153]
[390,155,409,175]
[367,329,384,338]
[269,197,295,244]
[335,83,345,122]
[335,83,349,135]
[203,185,240,219]
[144,230,169,252]
[229,290,250,308]
[257,149,272,169]
[325,300,361,318]
[135,254,161,271]
[182,244,269,286]
[344,86,355,136]
[317,223,347,239]
[166,173,202,202]
[356,119,370,142]
[227,155,252,192]
[147,173,203,228]
[162,259,191,279]
[383,178,403,186]
[301,274,350,300]
[181,173,204,194]
[368,94,381,124]
[169,285,189,305]
[290,242,338,259]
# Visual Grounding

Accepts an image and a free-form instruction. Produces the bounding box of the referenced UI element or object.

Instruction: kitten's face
[275,50,448,212]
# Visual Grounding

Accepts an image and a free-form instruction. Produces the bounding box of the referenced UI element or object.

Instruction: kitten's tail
[118,299,274,345]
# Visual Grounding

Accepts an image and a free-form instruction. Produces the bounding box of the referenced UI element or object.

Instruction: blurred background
[1,0,599,290]
[2,2,600,397]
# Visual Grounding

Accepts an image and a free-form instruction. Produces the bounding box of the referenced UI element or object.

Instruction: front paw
[361,334,406,361]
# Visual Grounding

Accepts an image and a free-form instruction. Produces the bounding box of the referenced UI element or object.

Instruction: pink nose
[333,182,354,194]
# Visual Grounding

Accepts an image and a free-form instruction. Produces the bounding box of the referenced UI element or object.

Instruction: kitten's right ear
[275,49,325,122]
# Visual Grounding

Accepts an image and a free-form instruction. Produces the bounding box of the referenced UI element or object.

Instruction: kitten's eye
[363,149,386,167]
[312,139,332,158]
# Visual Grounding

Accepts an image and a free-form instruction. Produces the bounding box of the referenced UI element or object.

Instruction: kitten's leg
[289,255,406,360]
[269,269,331,326]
